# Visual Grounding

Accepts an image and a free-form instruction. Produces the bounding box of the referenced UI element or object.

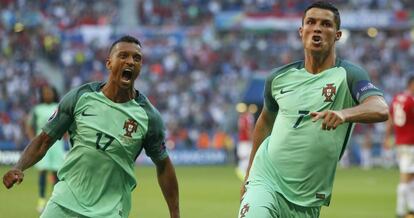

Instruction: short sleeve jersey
[29,103,65,170]
[390,91,414,145]
[249,59,383,207]
[43,82,168,217]
[29,103,59,135]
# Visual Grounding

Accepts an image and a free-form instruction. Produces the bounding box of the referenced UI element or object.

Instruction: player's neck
[102,82,135,103]
[304,50,336,74]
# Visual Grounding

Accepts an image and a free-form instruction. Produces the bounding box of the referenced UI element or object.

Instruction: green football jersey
[29,103,65,171]
[42,82,168,217]
[248,59,383,207]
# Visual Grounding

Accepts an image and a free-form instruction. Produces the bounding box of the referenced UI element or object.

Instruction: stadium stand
[1,0,413,166]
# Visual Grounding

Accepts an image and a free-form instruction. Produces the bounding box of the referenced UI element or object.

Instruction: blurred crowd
[136,0,414,26]
[0,0,413,167]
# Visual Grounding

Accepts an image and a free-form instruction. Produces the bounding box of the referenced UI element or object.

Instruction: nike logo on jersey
[81,110,97,116]
[280,89,294,94]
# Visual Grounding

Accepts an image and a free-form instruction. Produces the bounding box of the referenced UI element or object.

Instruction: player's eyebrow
[306,16,334,24]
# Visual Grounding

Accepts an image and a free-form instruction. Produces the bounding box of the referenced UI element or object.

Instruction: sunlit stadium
[1,1,412,217]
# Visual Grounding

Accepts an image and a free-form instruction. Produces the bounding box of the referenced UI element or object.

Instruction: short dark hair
[109,35,142,54]
[303,1,341,30]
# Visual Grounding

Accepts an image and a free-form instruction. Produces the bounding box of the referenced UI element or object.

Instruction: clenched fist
[311,110,346,130]
[3,169,24,189]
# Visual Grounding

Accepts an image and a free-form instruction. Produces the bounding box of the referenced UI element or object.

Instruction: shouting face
[299,7,341,56]
[106,42,143,89]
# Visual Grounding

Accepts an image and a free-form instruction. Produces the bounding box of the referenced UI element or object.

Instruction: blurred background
[0,0,412,217]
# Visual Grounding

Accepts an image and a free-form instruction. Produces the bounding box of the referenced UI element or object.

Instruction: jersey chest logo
[123,118,138,137]
[322,83,336,102]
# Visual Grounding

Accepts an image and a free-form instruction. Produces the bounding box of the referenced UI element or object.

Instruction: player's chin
[119,80,134,89]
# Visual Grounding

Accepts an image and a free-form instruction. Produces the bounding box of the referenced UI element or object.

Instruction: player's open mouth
[312,35,322,44]
[121,69,133,82]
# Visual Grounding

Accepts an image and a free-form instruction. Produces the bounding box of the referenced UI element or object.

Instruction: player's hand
[311,110,346,130]
[2,169,24,189]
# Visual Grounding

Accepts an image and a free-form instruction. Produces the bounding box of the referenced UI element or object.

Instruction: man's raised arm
[3,131,56,189]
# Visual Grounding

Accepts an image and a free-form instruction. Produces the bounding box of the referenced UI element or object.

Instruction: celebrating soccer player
[3,35,180,218]
[239,2,389,217]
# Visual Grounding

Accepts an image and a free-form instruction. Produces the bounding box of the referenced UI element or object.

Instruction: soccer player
[26,85,65,213]
[383,76,414,218]
[3,35,180,218]
[238,2,389,217]
[236,109,255,180]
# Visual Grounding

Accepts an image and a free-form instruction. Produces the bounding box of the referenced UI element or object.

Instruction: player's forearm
[245,111,275,179]
[341,96,389,123]
[156,158,180,218]
[14,132,53,171]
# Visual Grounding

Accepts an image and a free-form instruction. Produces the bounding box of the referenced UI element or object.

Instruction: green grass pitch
[0,165,398,218]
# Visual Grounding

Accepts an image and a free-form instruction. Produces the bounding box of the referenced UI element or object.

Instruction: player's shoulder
[58,81,104,111]
[134,92,162,119]
[72,81,103,94]
[336,59,367,75]
[270,60,304,75]
[63,81,103,99]
[395,92,414,103]
[266,60,304,81]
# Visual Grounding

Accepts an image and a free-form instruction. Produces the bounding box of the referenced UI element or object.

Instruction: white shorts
[397,145,414,173]
[237,141,252,159]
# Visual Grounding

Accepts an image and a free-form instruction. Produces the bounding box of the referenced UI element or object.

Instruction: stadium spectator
[238,2,388,217]
[3,35,180,218]
[197,130,210,149]
[383,76,414,218]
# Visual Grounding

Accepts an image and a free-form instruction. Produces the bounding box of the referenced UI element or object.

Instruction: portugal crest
[322,83,336,102]
[123,119,138,137]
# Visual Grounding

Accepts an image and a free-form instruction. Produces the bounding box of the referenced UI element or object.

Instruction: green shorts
[238,181,321,218]
[41,200,86,218]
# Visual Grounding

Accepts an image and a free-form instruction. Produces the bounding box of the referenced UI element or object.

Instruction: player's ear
[299,27,303,37]
[335,30,342,41]
[106,58,111,70]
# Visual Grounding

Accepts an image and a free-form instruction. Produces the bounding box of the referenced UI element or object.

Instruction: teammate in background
[236,107,255,180]
[383,76,414,218]
[26,85,66,213]
[3,35,180,218]
[239,2,388,217]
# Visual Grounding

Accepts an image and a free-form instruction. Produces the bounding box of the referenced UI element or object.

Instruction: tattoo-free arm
[311,95,389,130]
[241,107,276,198]
[155,157,180,218]
[341,95,389,123]
[3,132,56,188]
[15,131,56,171]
